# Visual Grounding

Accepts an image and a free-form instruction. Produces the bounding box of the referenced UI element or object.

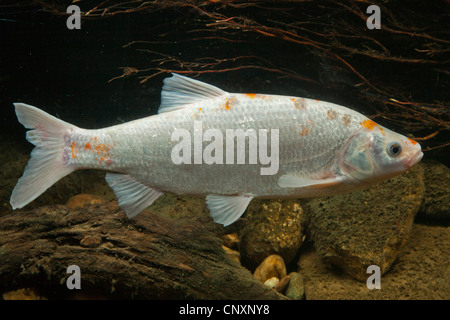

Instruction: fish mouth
[407,151,423,167]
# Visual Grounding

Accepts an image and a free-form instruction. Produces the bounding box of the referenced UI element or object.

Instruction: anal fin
[206,194,253,227]
[105,173,164,218]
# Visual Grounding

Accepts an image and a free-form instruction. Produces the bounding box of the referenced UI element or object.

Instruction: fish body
[11,74,423,226]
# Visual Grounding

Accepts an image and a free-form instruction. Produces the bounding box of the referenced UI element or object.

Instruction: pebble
[264,277,279,288]
[239,199,305,270]
[66,194,107,209]
[284,272,305,300]
[253,254,287,283]
[80,235,102,248]
[274,275,291,294]
[222,245,240,264]
[222,233,239,249]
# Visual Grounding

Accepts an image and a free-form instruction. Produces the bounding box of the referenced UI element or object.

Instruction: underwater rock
[222,245,241,264]
[304,163,424,281]
[148,194,207,220]
[222,233,239,249]
[418,160,450,222]
[298,224,450,299]
[284,272,305,300]
[253,254,287,283]
[2,288,47,300]
[274,275,291,294]
[239,199,305,270]
[66,193,107,209]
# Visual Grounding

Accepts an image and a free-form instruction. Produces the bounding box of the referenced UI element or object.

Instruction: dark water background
[0,2,448,165]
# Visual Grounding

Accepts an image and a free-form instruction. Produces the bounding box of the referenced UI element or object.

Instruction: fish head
[339,123,423,185]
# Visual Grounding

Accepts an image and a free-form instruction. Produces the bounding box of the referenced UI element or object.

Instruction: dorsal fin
[158,73,228,113]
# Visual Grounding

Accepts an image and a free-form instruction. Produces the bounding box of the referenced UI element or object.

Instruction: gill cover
[340,125,422,185]
[340,131,379,181]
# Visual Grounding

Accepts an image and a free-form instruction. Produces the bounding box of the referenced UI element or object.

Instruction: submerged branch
[28,0,450,151]
[0,202,285,299]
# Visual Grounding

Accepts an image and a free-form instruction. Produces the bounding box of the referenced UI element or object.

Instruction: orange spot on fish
[95,144,109,155]
[225,98,231,110]
[407,138,418,145]
[70,141,77,159]
[220,96,237,111]
[84,137,112,165]
[245,93,257,99]
[360,119,379,130]
[301,127,309,136]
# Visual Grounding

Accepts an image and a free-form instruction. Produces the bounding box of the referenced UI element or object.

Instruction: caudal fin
[10,103,78,209]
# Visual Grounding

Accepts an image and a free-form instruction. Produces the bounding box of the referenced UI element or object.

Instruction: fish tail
[10,103,78,210]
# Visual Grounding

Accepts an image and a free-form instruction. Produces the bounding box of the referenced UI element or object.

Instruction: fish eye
[387,142,402,157]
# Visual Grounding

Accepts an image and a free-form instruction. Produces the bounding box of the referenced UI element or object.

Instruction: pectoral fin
[278,175,345,188]
[206,194,253,226]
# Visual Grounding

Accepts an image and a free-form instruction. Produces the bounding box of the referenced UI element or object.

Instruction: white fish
[10,74,423,226]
